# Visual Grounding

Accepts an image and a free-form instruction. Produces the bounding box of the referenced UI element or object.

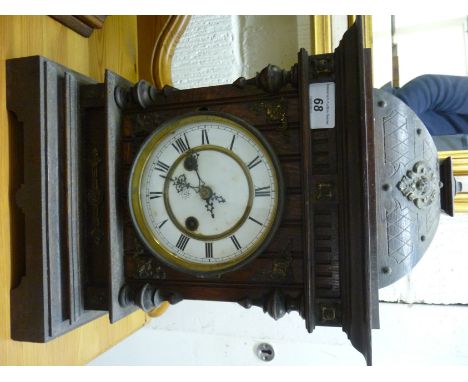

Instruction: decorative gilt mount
[397,161,442,209]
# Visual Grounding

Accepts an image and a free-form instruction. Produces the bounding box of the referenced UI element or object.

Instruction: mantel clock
[6,18,458,365]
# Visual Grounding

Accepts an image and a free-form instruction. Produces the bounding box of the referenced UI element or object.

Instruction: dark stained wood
[298,48,316,333]
[120,17,378,365]
[334,17,376,366]
[7,16,379,364]
[50,16,106,38]
[7,56,105,342]
[120,82,305,276]
[121,20,377,364]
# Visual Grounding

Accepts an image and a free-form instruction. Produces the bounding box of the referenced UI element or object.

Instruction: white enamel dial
[129,113,282,274]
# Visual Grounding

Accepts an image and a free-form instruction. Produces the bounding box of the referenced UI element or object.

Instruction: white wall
[372,15,393,88]
[90,16,468,366]
[380,213,468,304]
[171,16,303,89]
[171,16,243,89]
[394,15,468,85]
[89,301,468,365]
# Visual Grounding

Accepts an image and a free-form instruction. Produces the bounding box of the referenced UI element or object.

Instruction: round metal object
[128,111,285,276]
[373,89,442,288]
[185,216,199,231]
[184,154,198,171]
[256,343,275,362]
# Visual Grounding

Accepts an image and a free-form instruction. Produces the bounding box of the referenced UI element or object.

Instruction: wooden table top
[0,15,147,366]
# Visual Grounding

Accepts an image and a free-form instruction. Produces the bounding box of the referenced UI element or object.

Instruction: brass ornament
[251,99,288,131]
[397,161,441,209]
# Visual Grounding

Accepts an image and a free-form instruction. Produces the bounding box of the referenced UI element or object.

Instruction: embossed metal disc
[373,89,441,288]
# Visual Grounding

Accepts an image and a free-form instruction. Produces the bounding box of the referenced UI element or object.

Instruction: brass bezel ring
[163,145,254,241]
[128,112,284,276]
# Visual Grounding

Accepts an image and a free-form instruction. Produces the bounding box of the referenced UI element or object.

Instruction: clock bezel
[128,111,285,276]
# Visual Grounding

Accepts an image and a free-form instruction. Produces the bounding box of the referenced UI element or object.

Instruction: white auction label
[309,82,335,129]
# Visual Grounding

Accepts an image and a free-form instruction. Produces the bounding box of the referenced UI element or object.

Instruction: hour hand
[203,190,226,219]
[184,151,206,188]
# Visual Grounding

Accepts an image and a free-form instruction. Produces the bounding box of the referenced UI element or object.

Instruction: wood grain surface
[137,15,191,88]
[137,15,172,84]
[0,15,146,366]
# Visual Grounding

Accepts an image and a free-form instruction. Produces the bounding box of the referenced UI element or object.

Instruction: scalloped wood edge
[150,15,191,89]
[147,301,171,318]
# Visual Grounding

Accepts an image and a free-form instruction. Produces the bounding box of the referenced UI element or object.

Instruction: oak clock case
[128,112,284,276]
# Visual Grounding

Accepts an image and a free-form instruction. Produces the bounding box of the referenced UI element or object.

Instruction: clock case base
[7,56,136,342]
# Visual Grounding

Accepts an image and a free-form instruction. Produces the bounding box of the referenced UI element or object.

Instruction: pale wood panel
[137,15,191,89]
[137,15,172,84]
[0,15,146,366]
[89,15,139,82]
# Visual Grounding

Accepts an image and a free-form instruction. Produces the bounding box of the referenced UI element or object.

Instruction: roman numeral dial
[205,242,213,258]
[247,155,262,170]
[201,129,210,145]
[149,191,163,199]
[155,160,170,173]
[172,134,191,154]
[230,235,242,250]
[255,186,271,197]
[176,234,190,251]
[129,114,282,275]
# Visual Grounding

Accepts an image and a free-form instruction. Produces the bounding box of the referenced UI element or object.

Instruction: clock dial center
[199,185,213,200]
[164,145,252,240]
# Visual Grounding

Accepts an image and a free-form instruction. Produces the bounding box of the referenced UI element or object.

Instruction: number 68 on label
[309,82,335,129]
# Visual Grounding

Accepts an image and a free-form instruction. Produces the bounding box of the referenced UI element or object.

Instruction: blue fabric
[432,134,468,151]
[393,74,468,136]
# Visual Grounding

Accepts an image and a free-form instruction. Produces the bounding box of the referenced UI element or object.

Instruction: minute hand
[191,152,226,218]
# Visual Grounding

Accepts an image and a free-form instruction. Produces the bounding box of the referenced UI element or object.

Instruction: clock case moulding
[6,18,455,365]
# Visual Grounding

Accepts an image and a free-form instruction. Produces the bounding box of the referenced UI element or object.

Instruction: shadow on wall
[171,16,301,89]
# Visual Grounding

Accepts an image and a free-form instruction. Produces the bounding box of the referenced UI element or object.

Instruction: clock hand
[194,168,205,188]
[211,193,226,204]
[189,151,227,218]
[163,152,227,218]
[184,150,206,189]
[161,174,200,194]
[203,191,227,219]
